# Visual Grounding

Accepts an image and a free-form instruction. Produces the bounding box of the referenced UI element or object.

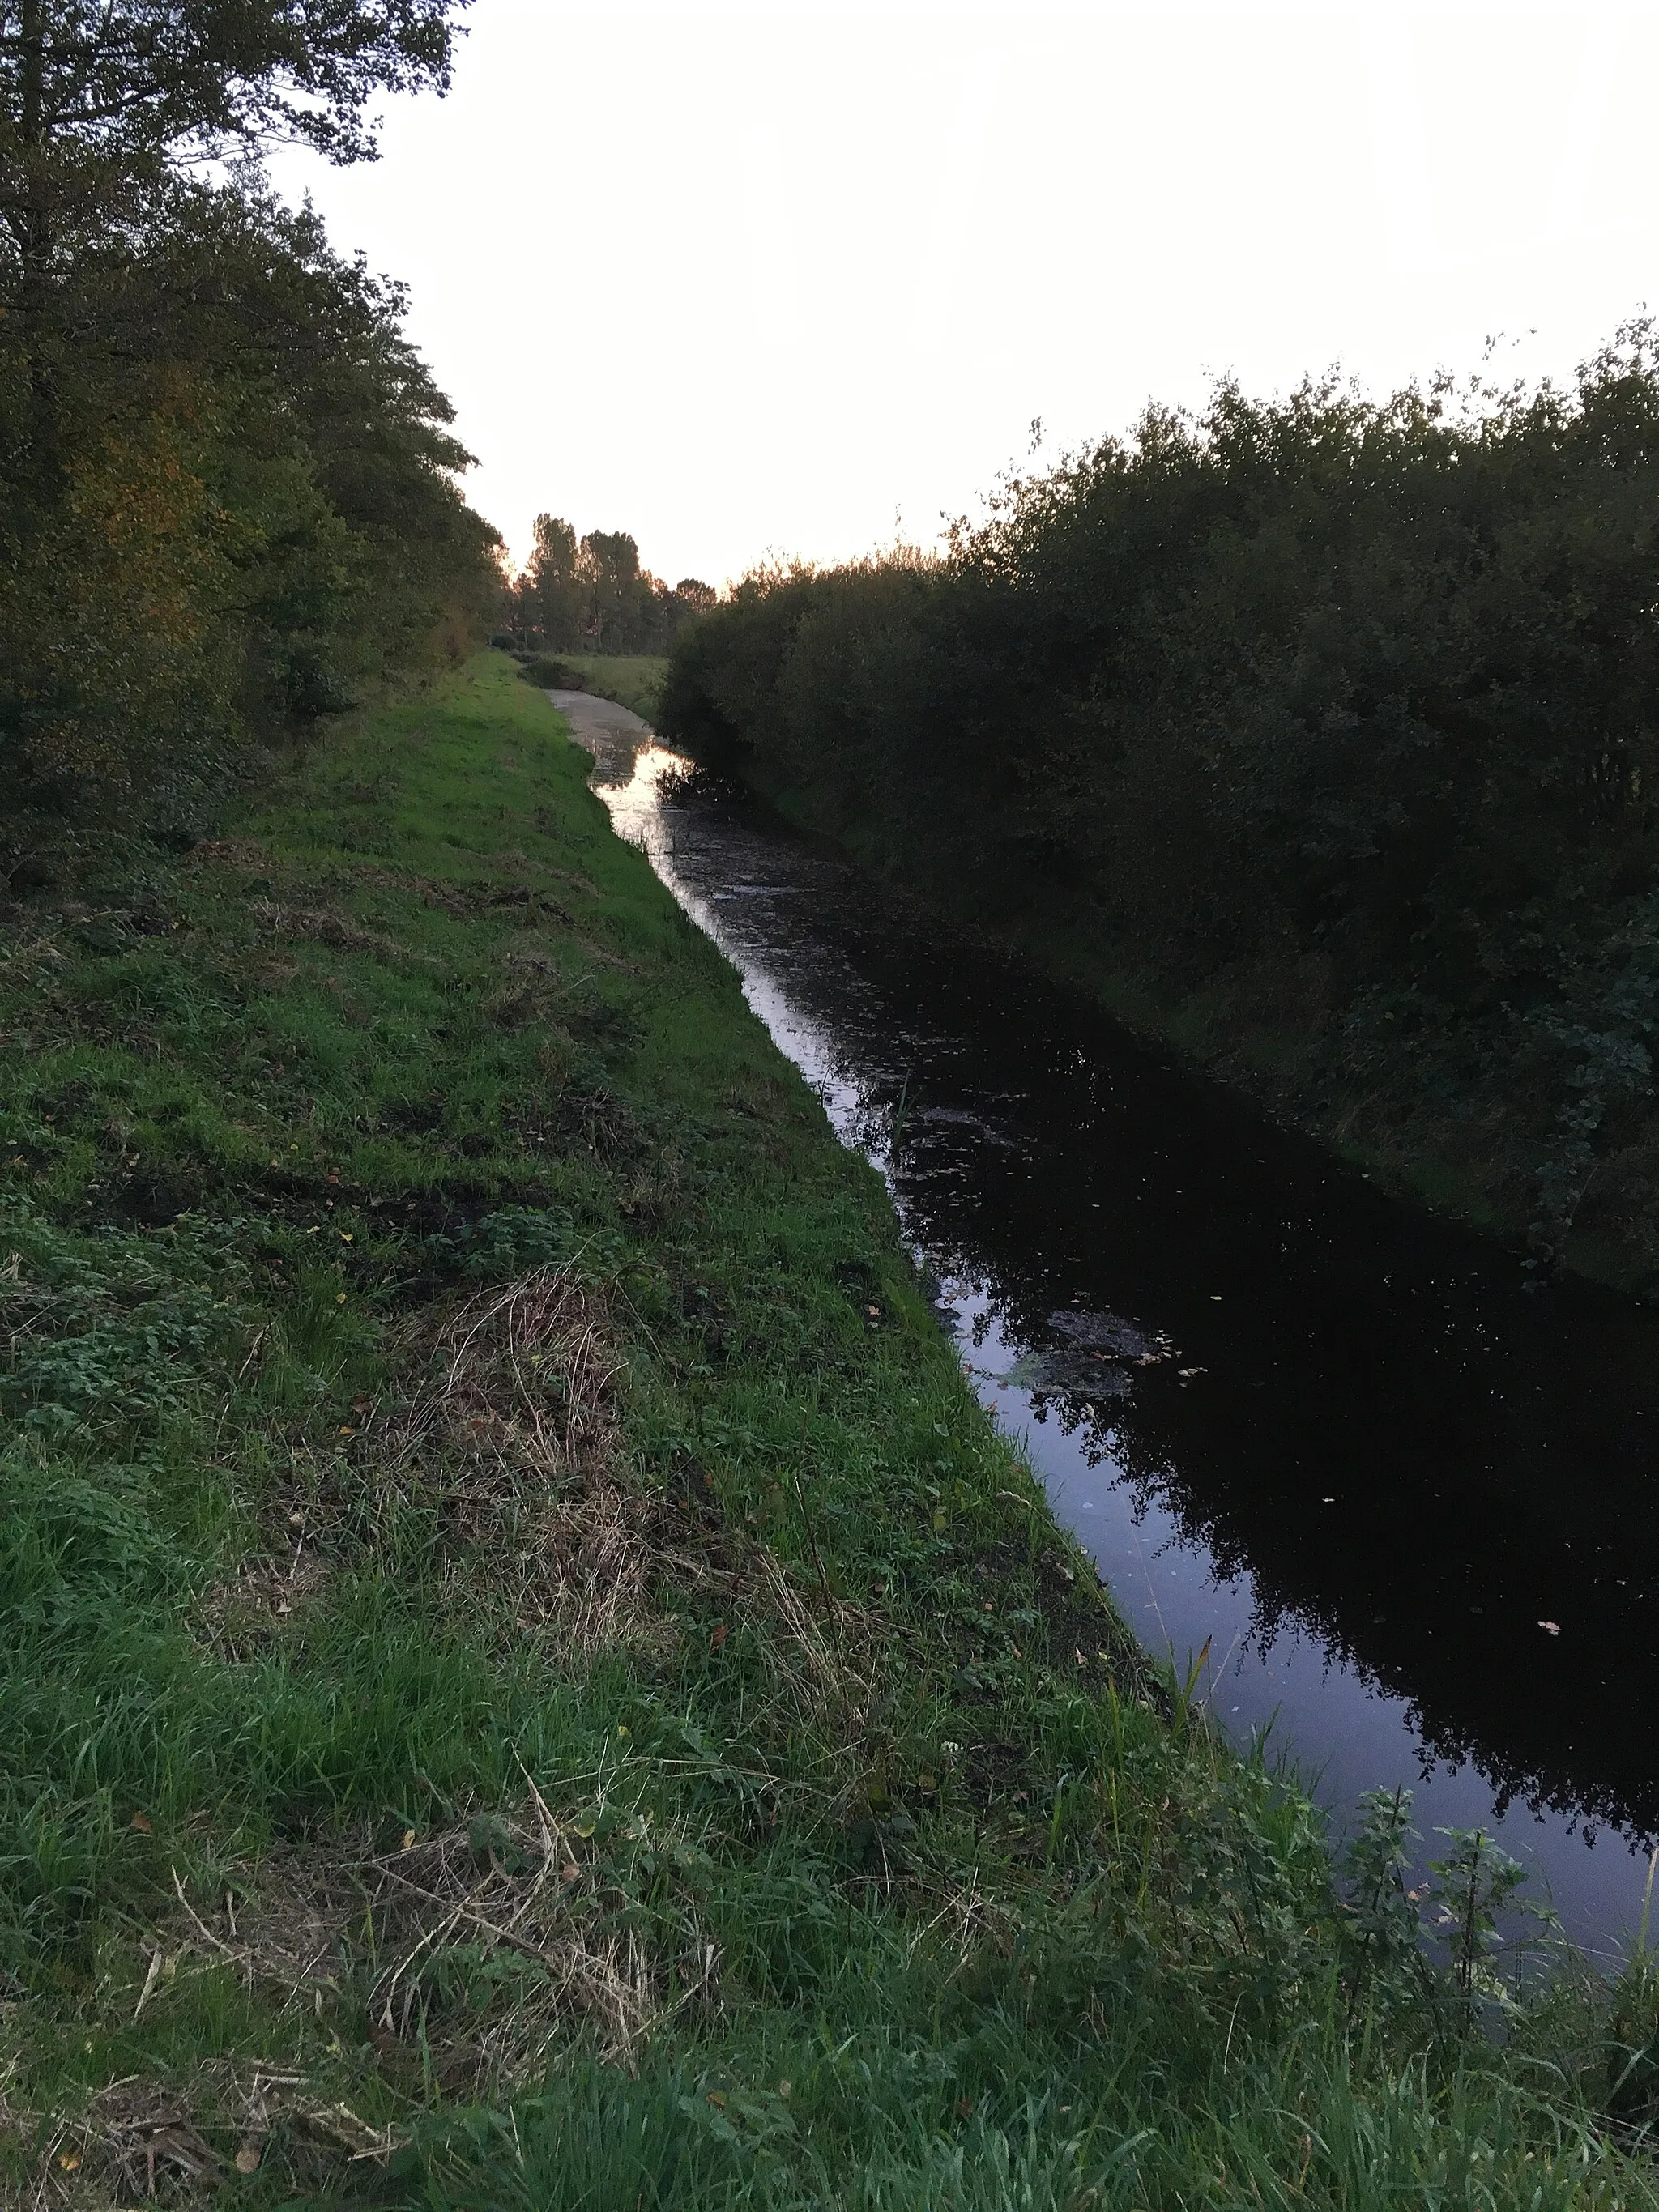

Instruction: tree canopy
[0,0,467,295]
[0,0,496,860]
[506,514,714,655]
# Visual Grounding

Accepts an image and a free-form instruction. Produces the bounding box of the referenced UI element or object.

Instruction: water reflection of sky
[574,707,1659,1962]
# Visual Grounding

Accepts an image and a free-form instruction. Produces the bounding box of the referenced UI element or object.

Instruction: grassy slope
[0,654,1653,2208]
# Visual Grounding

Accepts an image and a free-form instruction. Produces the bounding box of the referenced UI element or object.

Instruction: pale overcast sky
[270,2,1659,587]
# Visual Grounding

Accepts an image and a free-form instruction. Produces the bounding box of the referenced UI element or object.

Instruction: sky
[270,1,1659,587]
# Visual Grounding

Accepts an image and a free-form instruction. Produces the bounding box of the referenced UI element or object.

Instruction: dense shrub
[659,333,1659,1281]
[0,2,496,862]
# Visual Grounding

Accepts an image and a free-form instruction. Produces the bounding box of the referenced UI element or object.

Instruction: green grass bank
[514,652,669,724]
[1,654,1655,2208]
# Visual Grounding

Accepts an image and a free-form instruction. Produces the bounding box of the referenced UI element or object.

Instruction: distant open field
[537,652,669,724]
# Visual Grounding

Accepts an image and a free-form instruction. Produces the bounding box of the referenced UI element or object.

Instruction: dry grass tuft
[182,837,271,874]
[386,1268,670,1658]
[248,898,411,964]
[164,1856,352,2002]
[195,1548,330,1660]
[24,2061,398,2209]
[515,1481,659,1652]
[147,1783,695,2110]
[391,1265,617,1485]
[358,1779,676,2081]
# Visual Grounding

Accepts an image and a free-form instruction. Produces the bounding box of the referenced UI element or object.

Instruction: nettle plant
[1339,1787,1560,2028]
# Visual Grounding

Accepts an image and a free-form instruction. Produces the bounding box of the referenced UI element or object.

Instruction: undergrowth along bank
[0,653,1654,2207]
[659,332,1659,1294]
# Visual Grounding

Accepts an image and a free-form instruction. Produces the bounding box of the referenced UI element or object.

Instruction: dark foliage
[659,337,1659,1283]
[0,177,500,850]
[504,514,715,657]
[0,0,496,860]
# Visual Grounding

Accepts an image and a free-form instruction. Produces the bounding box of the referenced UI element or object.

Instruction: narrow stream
[561,688,1659,1959]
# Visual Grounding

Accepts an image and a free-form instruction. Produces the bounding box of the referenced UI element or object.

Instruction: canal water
[558,688,1659,1960]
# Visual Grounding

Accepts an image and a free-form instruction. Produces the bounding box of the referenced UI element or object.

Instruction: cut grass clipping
[0,651,1654,2208]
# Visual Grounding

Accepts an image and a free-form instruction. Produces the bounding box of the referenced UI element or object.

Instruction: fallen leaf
[57,2151,80,2172]
[401,1827,416,1848]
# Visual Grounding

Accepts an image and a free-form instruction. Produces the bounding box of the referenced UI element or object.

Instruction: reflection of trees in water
[642,786,1659,1857]
[1032,1363,1659,1848]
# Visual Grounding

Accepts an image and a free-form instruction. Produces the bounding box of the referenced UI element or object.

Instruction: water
[560,688,1659,1959]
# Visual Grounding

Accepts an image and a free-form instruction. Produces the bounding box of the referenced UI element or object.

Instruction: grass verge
[0,652,1654,2207]
[515,653,668,723]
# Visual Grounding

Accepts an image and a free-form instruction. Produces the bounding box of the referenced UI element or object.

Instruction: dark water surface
[562,691,1659,1958]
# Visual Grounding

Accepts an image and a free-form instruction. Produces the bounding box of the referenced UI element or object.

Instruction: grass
[531,653,668,723]
[0,650,1654,2206]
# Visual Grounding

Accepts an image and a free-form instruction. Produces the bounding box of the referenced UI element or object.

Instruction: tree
[0,173,498,838]
[531,513,582,650]
[0,0,470,297]
[578,528,640,647]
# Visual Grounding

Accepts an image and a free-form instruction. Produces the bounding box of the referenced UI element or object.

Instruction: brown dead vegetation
[158,1779,676,2080]
[247,897,414,965]
[383,1267,674,1660]
[23,2058,397,2210]
[181,837,271,874]
[348,863,580,923]
[389,1264,618,1495]
[356,1778,675,2081]
[15,1779,702,2202]
[195,1545,331,1662]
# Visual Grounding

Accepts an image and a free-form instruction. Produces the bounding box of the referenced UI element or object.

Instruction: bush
[659,333,1659,1282]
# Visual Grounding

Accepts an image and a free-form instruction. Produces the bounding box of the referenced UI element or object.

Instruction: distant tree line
[0,0,498,863]
[499,518,715,657]
[660,336,1659,1283]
